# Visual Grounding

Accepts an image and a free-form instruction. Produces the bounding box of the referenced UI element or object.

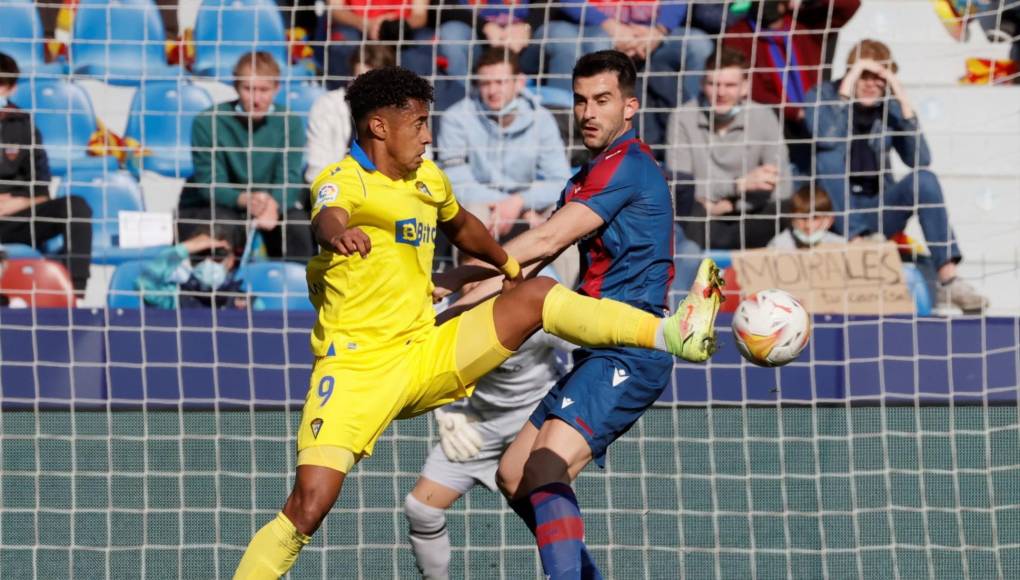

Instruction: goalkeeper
[404,321,572,580]
[233,65,722,579]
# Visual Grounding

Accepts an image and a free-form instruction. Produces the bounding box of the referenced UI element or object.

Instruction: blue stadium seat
[71,0,180,85]
[11,78,118,177]
[274,79,325,128]
[1,243,42,259]
[0,0,66,77]
[192,0,310,81]
[107,259,147,308]
[236,261,312,310]
[56,170,171,265]
[533,85,573,109]
[124,81,214,178]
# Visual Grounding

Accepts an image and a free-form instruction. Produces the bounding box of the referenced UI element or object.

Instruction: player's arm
[312,206,371,258]
[434,202,604,299]
[438,206,516,277]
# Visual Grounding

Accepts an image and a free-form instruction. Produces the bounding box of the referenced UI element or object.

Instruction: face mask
[699,93,742,124]
[792,227,829,246]
[482,94,524,118]
[192,258,228,290]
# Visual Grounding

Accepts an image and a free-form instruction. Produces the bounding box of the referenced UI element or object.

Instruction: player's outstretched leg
[493,258,723,363]
[234,465,344,579]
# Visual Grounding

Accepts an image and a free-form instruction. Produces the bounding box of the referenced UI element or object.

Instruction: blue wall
[0,310,1016,408]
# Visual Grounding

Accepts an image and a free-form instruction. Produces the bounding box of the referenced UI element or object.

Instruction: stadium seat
[56,170,171,265]
[70,0,180,85]
[0,258,75,307]
[11,78,119,177]
[106,259,147,308]
[0,0,66,77]
[192,0,310,81]
[124,81,214,178]
[533,85,573,109]
[236,261,312,310]
[1,243,43,259]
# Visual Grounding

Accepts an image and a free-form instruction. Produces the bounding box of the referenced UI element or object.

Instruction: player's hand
[501,271,524,294]
[328,227,372,258]
[435,408,483,462]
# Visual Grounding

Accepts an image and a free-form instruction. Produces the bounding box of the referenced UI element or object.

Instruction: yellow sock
[541,283,659,349]
[233,512,311,580]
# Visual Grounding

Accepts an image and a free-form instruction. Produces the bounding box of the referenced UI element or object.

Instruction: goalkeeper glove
[434,407,483,462]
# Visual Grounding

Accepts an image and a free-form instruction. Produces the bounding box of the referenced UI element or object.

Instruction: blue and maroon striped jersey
[560,129,674,313]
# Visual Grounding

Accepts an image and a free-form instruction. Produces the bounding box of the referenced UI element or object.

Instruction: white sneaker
[935,278,988,315]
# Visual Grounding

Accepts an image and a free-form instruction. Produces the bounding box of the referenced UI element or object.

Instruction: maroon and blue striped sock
[510,493,602,579]
[529,482,601,580]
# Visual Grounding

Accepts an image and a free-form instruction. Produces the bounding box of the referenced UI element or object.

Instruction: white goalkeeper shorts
[420,401,539,494]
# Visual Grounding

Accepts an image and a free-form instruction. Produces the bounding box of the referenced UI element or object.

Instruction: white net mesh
[1,0,1020,578]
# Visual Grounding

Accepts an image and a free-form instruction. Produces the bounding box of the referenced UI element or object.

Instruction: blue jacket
[803,80,932,236]
[437,90,571,210]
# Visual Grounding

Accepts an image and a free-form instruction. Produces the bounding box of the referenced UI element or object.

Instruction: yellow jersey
[307,143,460,357]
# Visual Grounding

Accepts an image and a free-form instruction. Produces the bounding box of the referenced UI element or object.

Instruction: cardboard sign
[730,242,915,315]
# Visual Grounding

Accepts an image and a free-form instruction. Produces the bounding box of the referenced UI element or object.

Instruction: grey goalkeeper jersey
[469,330,574,411]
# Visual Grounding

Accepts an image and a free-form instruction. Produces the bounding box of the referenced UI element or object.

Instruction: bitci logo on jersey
[395,218,437,247]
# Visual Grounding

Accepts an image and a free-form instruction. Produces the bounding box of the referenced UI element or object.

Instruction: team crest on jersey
[415,181,432,197]
[310,418,323,439]
[315,183,338,208]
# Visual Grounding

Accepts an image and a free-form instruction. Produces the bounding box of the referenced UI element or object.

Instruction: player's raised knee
[507,276,558,308]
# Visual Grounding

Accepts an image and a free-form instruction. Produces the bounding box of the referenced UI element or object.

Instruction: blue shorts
[529,347,673,468]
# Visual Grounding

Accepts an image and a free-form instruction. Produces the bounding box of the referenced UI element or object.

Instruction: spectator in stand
[434,0,544,110]
[178,52,313,260]
[437,48,571,241]
[0,53,93,296]
[136,226,246,309]
[532,0,714,147]
[804,39,988,313]
[318,0,433,87]
[666,48,791,250]
[723,0,860,173]
[768,185,843,250]
[305,45,395,183]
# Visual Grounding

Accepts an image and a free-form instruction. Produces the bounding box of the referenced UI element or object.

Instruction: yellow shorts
[296,297,511,472]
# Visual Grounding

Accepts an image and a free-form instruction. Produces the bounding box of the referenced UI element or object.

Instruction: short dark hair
[790,185,833,215]
[0,52,19,89]
[345,66,434,125]
[474,47,521,75]
[704,48,748,73]
[572,50,637,97]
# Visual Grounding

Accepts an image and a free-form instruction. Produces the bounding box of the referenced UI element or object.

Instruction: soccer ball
[732,289,811,367]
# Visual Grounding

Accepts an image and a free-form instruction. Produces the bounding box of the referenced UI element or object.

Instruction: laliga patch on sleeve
[315,183,338,207]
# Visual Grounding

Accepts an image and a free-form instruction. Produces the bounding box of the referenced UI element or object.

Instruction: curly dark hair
[345,66,434,126]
